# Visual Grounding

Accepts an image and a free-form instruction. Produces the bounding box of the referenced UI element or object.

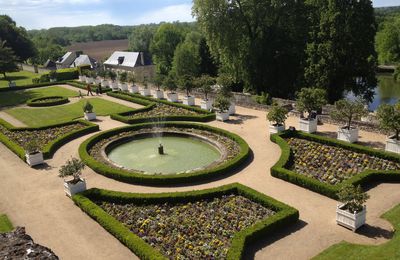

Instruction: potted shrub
[140,77,151,96]
[127,72,139,93]
[58,157,87,197]
[153,74,165,99]
[377,102,400,153]
[296,88,327,133]
[214,94,230,121]
[267,105,288,134]
[85,70,94,84]
[196,75,215,110]
[25,140,44,167]
[108,70,118,91]
[336,184,369,231]
[83,101,96,121]
[179,75,195,106]
[78,69,86,82]
[98,70,109,88]
[217,73,235,115]
[330,99,367,143]
[49,70,57,82]
[118,71,128,91]
[164,75,179,102]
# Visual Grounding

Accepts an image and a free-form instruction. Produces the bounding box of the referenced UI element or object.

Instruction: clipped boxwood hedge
[27,96,69,107]
[107,91,216,123]
[67,81,113,93]
[72,183,299,260]
[270,130,400,199]
[79,122,250,185]
[0,119,99,162]
[0,81,70,93]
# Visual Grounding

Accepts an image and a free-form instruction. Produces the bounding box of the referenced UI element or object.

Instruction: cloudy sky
[0,0,398,30]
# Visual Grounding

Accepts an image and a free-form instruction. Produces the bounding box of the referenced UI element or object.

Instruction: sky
[0,0,399,30]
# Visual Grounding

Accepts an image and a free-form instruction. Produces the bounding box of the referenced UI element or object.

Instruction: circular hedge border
[27,96,69,107]
[79,122,250,185]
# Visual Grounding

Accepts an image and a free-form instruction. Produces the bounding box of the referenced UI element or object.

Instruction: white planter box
[101,80,109,88]
[183,96,195,106]
[84,112,96,121]
[269,124,285,134]
[167,93,179,102]
[386,137,400,154]
[201,99,213,110]
[216,112,229,121]
[228,103,236,115]
[79,76,86,82]
[153,90,164,99]
[141,88,151,96]
[86,77,94,84]
[337,127,359,143]
[95,78,101,85]
[64,179,87,197]
[25,152,44,167]
[119,83,128,91]
[336,204,366,231]
[299,118,318,133]
[110,81,119,91]
[129,85,139,94]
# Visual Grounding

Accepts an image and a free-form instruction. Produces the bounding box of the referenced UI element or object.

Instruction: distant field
[67,39,129,61]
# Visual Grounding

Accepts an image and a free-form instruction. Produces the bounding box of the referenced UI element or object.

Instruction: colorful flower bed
[126,103,199,119]
[286,137,400,185]
[97,194,275,259]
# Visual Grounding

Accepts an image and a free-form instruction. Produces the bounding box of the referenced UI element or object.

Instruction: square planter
[153,90,164,99]
[86,77,94,84]
[336,204,366,231]
[183,96,195,106]
[167,93,179,103]
[228,103,236,115]
[386,137,400,154]
[299,118,318,133]
[201,99,213,110]
[64,178,87,197]
[79,76,86,82]
[337,127,359,143]
[119,83,128,91]
[110,81,119,91]
[25,152,44,167]
[216,111,229,121]
[84,112,96,121]
[129,85,139,94]
[269,124,285,134]
[101,80,109,88]
[141,88,151,96]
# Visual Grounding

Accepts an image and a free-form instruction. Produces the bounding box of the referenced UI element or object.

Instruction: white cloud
[132,4,195,25]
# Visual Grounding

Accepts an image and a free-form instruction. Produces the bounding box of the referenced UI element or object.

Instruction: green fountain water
[107,136,221,174]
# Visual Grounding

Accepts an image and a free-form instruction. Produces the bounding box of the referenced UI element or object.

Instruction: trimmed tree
[337,184,369,213]
[376,103,400,140]
[330,99,368,129]
[267,105,288,127]
[295,88,327,120]
[196,74,215,100]
[214,94,230,112]
[0,40,19,81]
[178,75,194,97]
[119,71,127,83]
[163,74,177,93]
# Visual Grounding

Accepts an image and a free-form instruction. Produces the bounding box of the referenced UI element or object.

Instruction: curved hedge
[27,96,69,107]
[0,119,99,162]
[72,183,299,260]
[107,91,216,123]
[270,130,400,199]
[79,122,250,185]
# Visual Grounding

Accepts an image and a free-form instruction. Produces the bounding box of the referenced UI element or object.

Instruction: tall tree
[129,24,158,57]
[376,15,400,65]
[171,32,202,79]
[305,0,377,103]
[0,41,19,81]
[193,0,308,97]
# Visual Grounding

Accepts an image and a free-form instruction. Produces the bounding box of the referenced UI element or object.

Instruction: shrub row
[107,91,216,124]
[79,122,250,185]
[26,96,69,107]
[33,68,79,83]
[270,130,400,199]
[0,119,99,162]
[0,81,69,93]
[67,81,113,93]
[72,183,299,260]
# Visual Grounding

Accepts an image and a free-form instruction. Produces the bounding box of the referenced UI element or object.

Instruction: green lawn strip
[0,214,13,233]
[313,204,400,259]
[5,98,132,127]
[0,86,78,107]
[0,71,42,88]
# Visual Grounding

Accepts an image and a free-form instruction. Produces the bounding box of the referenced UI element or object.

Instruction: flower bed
[125,103,198,119]
[79,122,250,185]
[26,96,69,107]
[72,183,299,260]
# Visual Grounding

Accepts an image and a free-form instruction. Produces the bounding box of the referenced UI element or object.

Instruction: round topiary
[27,96,69,107]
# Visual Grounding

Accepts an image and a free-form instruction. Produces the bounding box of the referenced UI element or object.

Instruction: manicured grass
[6,98,132,127]
[0,71,42,88]
[0,86,78,107]
[313,204,400,259]
[0,214,13,233]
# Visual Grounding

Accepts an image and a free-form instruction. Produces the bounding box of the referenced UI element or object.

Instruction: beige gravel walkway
[0,91,399,260]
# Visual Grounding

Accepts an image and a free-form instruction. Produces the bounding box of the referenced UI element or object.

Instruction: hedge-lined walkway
[0,93,399,259]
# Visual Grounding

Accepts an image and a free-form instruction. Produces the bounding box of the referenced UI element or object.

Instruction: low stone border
[26,96,69,107]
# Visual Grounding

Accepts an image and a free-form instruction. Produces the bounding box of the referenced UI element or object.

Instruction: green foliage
[48,70,57,80]
[178,74,194,96]
[83,101,93,113]
[58,157,85,181]
[330,99,368,129]
[295,88,327,118]
[337,184,369,213]
[0,40,19,81]
[162,74,177,92]
[118,71,127,83]
[0,214,13,233]
[254,92,272,105]
[394,66,400,82]
[267,105,288,126]
[195,74,215,100]
[39,68,78,82]
[78,65,91,76]
[376,15,400,65]
[107,70,117,81]
[376,102,400,140]
[127,72,136,84]
[129,24,158,56]
[171,32,202,79]
[27,96,69,107]
[25,139,40,154]
[214,94,231,112]
[29,35,64,65]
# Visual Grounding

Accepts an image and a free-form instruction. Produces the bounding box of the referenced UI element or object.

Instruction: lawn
[6,98,133,127]
[313,204,400,259]
[0,71,41,88]
[0,214,13,233]
[0,86,79,107]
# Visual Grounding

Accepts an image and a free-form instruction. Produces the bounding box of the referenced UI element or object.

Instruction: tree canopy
[0,40,19,80]
[376,15,400,65]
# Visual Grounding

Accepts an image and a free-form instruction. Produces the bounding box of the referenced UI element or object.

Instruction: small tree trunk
[3,72,7,81]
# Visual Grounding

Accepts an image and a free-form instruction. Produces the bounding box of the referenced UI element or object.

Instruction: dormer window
[118,56,125,65]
